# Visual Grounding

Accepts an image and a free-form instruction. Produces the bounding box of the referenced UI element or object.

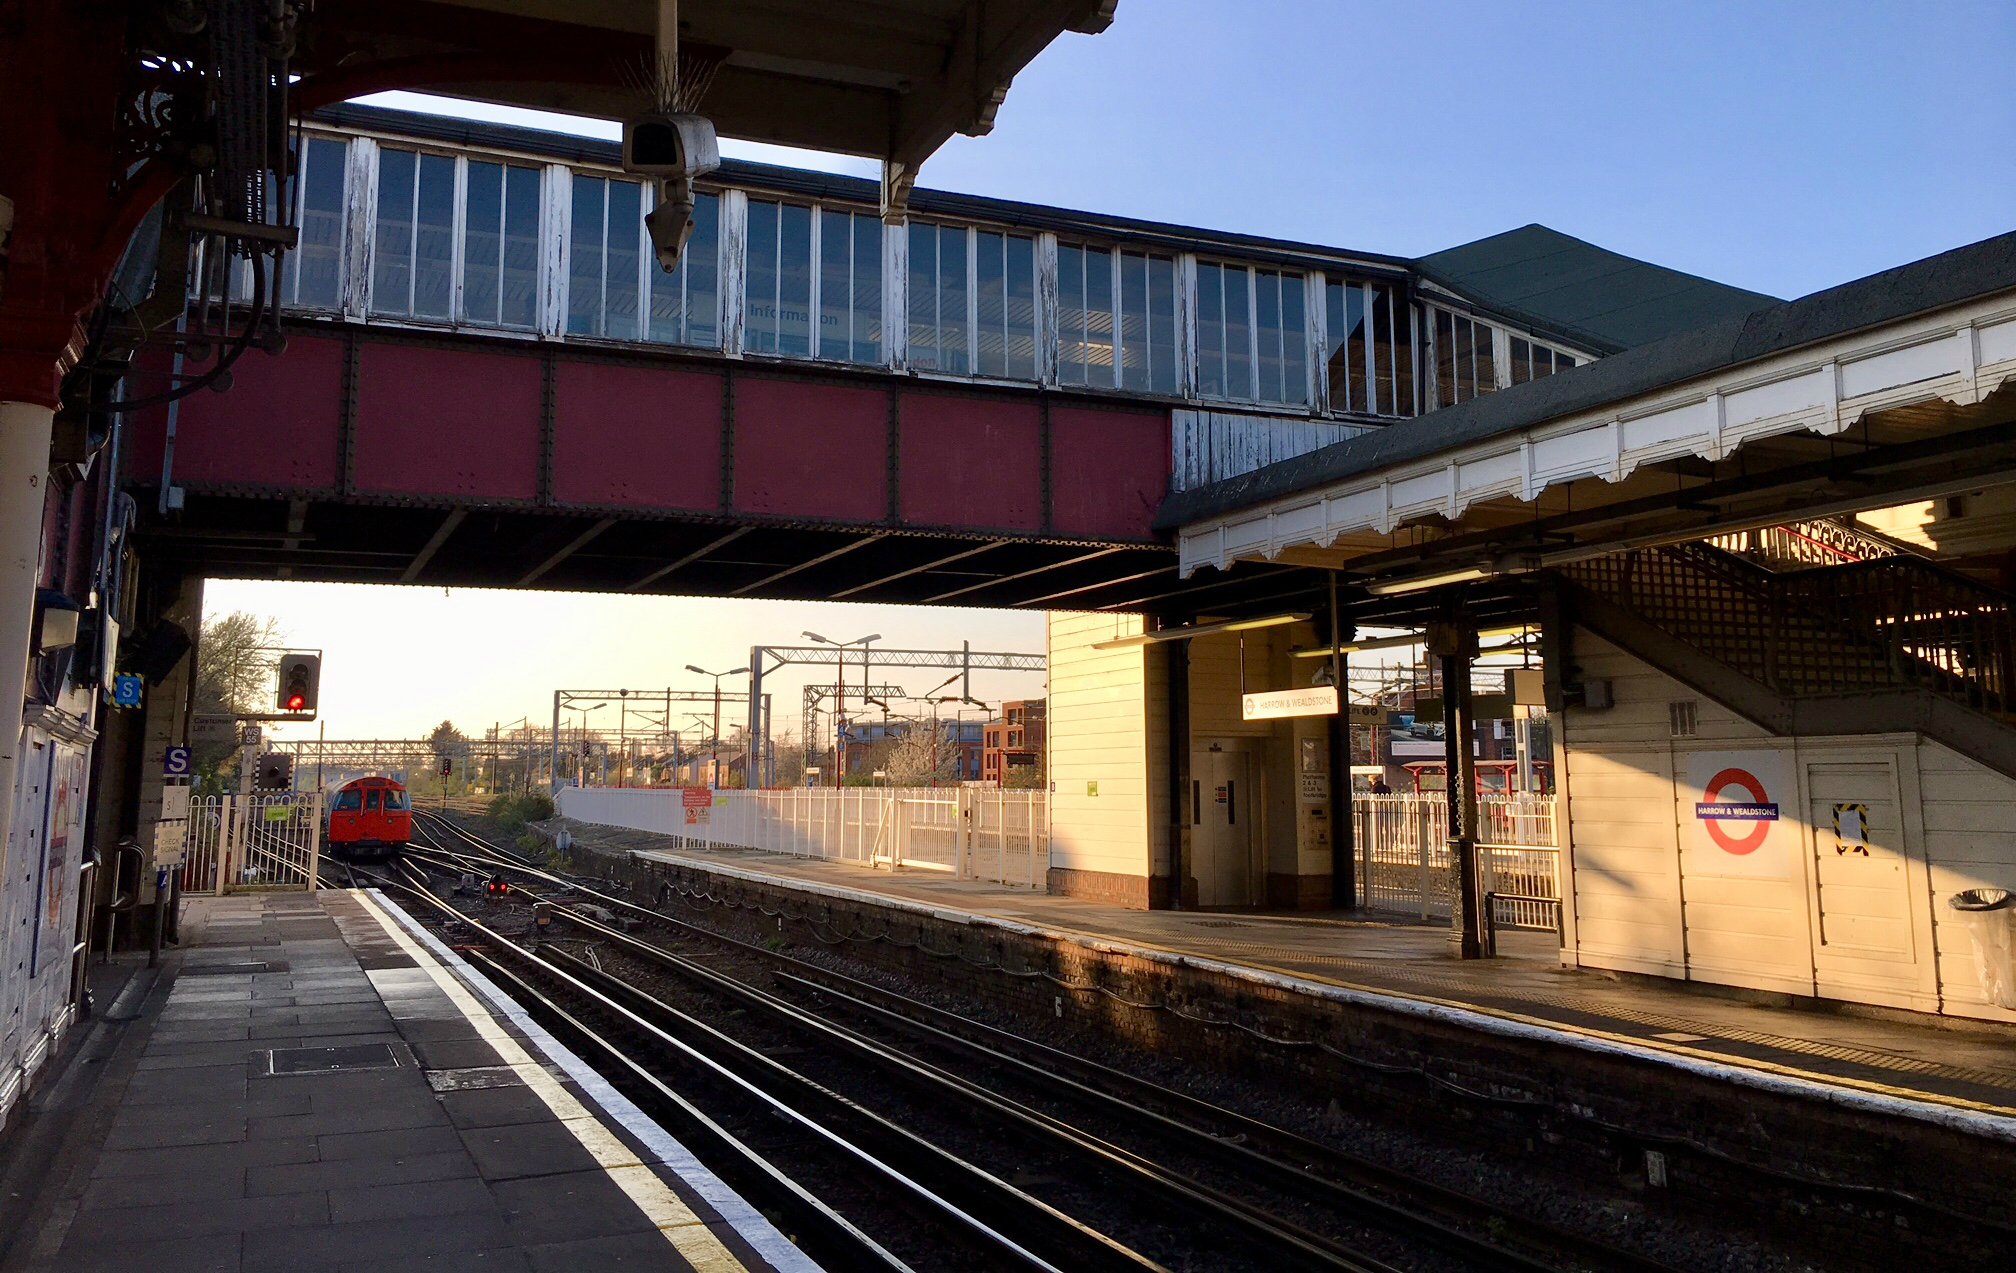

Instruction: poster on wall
[1682,750,1796,879]
[30,746,88,978]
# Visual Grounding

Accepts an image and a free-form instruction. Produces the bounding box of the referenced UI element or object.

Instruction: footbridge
[124,105,1637,612]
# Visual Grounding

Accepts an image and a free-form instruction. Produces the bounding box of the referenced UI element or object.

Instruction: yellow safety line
[351,889,749,1273]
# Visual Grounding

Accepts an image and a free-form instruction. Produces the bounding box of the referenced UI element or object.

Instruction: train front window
[333,790,362,811]
[382,789,409,811]
[364,790,381,811]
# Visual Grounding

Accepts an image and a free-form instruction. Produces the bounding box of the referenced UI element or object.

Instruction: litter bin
[1949,888,2016,1010]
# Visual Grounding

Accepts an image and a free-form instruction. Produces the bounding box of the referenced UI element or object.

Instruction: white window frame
[561,170,725,348]
[285,131,354,313]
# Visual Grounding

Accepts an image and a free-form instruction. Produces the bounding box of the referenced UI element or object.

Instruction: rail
[385,824,1680,1273]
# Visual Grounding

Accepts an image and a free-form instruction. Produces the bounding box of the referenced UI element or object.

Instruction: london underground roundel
[1694,767,1779,854]
[1682,751,1793,879]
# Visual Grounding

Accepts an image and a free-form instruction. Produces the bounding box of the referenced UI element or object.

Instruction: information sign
[163,746,192,777]
[1241,686,1339,721]
[110,674,143,708]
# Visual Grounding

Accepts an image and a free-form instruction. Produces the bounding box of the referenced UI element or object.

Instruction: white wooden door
[1805,761,1921,1000]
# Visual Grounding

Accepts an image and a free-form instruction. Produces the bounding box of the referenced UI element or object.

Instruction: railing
[181,797,228,894]
[177,794,323,893]
[559,786,1049,889]
[1707,518,1900,568]
[1569,542,2016,717]
[1352,794,1559,931]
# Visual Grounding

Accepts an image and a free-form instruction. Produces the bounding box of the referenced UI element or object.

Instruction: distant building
[982,700,1046,785]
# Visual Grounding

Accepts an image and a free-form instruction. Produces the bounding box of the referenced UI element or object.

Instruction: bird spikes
[617,48,722,115]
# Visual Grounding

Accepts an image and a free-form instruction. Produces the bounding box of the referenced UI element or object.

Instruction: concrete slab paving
[0,892,818,1273]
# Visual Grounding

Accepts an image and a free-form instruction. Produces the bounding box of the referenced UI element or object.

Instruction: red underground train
[326,776,412,860]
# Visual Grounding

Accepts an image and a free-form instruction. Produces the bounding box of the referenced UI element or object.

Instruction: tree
[880,722,961,787]
[429,719,469,760]
[195,611,283,716]
[192,611,283,787]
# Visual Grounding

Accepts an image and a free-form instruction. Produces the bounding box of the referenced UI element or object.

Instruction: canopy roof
[294,0,1118,209]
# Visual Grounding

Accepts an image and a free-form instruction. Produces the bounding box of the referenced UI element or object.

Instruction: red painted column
[0,5,160,882]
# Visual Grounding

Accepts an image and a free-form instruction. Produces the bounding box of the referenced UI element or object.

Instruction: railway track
[353,812,1686,1272]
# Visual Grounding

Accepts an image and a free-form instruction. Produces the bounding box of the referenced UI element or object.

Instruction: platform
[0,891,815,1273]
[581,826,2016,1125]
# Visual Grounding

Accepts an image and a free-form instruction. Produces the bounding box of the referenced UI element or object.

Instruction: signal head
[275,653,321,714]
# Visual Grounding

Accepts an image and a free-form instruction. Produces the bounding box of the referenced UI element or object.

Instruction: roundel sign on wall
[1683,751,1793,879]
[1694,767,1778,854]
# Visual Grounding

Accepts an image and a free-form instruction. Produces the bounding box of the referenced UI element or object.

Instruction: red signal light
[285,692,306,711]
[485,875,508,897]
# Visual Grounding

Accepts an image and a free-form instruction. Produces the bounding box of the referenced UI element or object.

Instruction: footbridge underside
[125,324,1233,610]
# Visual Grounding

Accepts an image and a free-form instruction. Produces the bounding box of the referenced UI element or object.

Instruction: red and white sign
[1683,751,1792,878]
[680,787,713,808]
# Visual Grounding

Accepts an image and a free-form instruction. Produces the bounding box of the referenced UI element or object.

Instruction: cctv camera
[644,184,696,273]
[622,113,721,181]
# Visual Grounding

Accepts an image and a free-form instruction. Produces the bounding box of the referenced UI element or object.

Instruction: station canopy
[294,1,1118,201]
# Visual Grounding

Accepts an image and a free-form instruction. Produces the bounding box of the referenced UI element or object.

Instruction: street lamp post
[803,631,879,786]
[686,665,749,788]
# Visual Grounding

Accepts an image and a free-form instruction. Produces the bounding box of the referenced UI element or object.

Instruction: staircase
[1562,532,2016,775]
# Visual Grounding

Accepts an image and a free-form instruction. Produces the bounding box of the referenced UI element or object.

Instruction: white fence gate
[558,786,1049,889]
[1352,794,1560,931]
[178,793,324,893]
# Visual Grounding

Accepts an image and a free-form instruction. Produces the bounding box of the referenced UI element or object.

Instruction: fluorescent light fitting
[1290,621,1536,659]
[1363,565,1492,596]
[1091,612,1311,650]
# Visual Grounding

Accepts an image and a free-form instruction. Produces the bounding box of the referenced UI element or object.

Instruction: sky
[224,1,2016,744]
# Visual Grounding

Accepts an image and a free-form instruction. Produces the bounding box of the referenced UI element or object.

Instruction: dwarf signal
[485,875,509,897]
[275,653,321,714]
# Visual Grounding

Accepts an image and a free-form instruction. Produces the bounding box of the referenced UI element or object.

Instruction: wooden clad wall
[1561,630,2016,1022]
[1046,613,1164,903]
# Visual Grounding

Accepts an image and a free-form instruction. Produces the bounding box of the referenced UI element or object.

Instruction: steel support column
[1327,572,1355,908]
[1432,607,1486,959]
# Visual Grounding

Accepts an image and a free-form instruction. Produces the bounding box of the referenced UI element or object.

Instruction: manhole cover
[184,962,272,976]
[263,1043,400,1075]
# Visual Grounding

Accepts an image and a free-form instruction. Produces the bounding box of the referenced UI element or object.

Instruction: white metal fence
[558,786,1049,888]
[177,794,324,893]
[1352,794,1560,931]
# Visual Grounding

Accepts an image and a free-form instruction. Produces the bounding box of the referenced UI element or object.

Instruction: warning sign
[1683,751,1792,878]
[681,788,712,807]
[1833,803,1870,855]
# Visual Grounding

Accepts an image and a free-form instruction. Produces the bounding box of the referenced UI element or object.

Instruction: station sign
[1241,686,1338,721]
[1683,751,1792,878]
[162,746,192,777]
[110,674,143,708]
